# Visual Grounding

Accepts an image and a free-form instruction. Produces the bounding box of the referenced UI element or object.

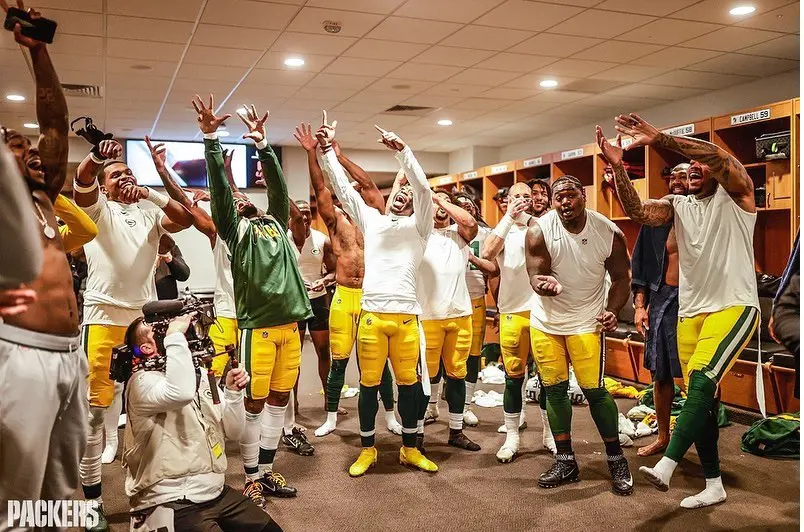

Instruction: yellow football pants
[422,315,472,380]
[209,316,238,377]
[240,322,301,399]
[469,297,486,357]
[329,285,363,360]
[531,328,604,389]
[82,324,128,408]
[356,311,419,387]
[500,311,531,378]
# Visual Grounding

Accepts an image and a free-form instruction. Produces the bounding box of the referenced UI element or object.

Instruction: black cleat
[416,433,426,455]
[282,426,315,456]
[538,454,580,488]
[607,455,634,496]
[243,479,266,507]
[258,471,297,498]
[448,431,481,451]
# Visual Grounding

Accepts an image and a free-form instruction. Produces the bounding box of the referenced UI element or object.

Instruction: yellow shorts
[82,324,127,408]
[240,323,301,400]
[357,311,419,387]
[531,328,604,389]
[422,315,472,380]
[469,297,486,357]
[677,305,759,386]
[330,285,362,360]
[500,311,531,378]
[210,316,238,377]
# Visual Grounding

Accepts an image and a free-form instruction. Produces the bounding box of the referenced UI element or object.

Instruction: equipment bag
[741,412,800,459]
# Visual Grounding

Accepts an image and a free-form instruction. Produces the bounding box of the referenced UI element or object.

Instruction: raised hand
[120,184,147,205]
[236,104,269,144]
[533,274,563,297]
[293,122,317,152]
[596,125,623,166]
[614,113,660,150]
[375,125,405,151]
[98,139,123,160]
[315,110,337,148]
[507,196,530,218]
[191,94,231,135]
[0,0,45,49]
[144,136,166,171]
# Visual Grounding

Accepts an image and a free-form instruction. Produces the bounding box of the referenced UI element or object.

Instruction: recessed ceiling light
[437,119,453,126]
[540,79,558,88]
[23,122,38,129]
[6,94,25,101]
[284,57,305,67]
[729,5,756,15]
[217,130,230,137]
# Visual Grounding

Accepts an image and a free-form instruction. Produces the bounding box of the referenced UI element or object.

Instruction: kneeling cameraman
[122,312,282,531]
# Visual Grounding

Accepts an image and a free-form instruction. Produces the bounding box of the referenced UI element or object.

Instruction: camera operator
[123,312,282,532]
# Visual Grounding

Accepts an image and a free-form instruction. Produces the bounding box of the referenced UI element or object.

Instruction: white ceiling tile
[631,46,724,69]
[106,74,171,91]
[411,46,496,67]
[550,10,657,39]
[450,98,511,110]
[593,0,699,16]
[687,53,799,77]
[402,95,464,108]
[333,99,396,113]
[305,0,406,14]
[386,62,464,82]
[256,52,335,72]
[684,27,785,52]
[324,57,401,77]
[34,0,102,12]
[423,84,494,98]
[107,0,203,21]
[571,40,665,63]
[46,9,102,37]
[668,0,793,25]
[365,78,438,93]
[446,68,522,86]
[646,69,757,90]
[343,39,429,61]
[365,17,463,44]
[395,0,506,23]
[606,83,709,100]
[178,63,250,82]
[362,114,421,128]
[474,52,558,72]
[192,24,280,50]
[280,94,354,110]
[619,19,723,46]
[50,35,103,56]
[307,73,378,90]
[106,16,194,44]
[171,78,235,95]
[477,87,542,100]
[580,93,666,109]
[105,57,174,77]
[738,2,800,33]
[475,1,584,31]
[50,53,103,73]
[185,46,263,68]
[510,33,603,56]
[440,25,534,51]
[738,34,800,59]
[201,0,299,30]
[591,63,674,82]
[106,39,185,61]
[285,7,385,37]
[269,32,358,55]
[247,68,316,86]
[525,90,595,103]
[476,110,533,122]
[504,73,581,89]
[535,58,620,77]
[232,81,299,99]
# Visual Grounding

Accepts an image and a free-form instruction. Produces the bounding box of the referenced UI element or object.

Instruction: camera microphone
[143,299,185,323]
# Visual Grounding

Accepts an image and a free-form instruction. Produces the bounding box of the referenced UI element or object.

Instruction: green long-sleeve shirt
[205,137,311,329]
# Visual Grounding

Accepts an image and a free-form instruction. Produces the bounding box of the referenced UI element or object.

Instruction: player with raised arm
[292,123,402,438]
[316,112,438,476]
[604,114,759,508]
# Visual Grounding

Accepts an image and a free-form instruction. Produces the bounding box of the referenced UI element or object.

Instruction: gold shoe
[399,446,438,472]
[349,447,378,477]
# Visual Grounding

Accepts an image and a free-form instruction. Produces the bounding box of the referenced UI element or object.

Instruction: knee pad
[331,358,348,374]
[580,386,608,404]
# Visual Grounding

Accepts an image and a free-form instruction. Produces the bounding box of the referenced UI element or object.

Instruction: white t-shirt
[82,196,167,326]
[418,225,472,320]
[465,226,490,300]
[530,209,616,335]
[212,236,236,320]
[320,146,433,315]
[672,185,759,316]
[295,228,327,300]
[496,223,535,314]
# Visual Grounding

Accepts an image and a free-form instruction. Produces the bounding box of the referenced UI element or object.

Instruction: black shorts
[300,293,330,332]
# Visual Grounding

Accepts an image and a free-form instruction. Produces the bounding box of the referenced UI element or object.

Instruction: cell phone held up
[3,7,57,44]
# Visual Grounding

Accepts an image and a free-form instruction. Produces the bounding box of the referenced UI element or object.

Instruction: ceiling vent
[382,104,437,117]
[61,83,102,98]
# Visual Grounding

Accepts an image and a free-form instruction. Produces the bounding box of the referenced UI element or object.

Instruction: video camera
[109,293,228,402]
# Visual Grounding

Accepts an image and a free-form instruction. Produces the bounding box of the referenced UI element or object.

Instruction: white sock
[80,407,105,490]
[102,385,123,464]
[681,477,727,508]
[314,412,338,437]
[503,412,520,449]
[540,408,556,453]
[283,390,296,434]
[448,412,463,431]
[260,404,285,474]
[652,456,679,485]
[417,419,424,435]
[465,381,476,407]
[241,411,261,481]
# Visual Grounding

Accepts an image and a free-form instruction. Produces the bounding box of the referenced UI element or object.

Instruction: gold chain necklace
[33,201,57,239]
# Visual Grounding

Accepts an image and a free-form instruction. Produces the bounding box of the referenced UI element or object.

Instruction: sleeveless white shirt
[212,237,236,319]
[672,185,759,316]
[418,225,472,320]
[465,226,490,300]
[497,223,535,315]
[295,228,328,300]
[530,209,616,335]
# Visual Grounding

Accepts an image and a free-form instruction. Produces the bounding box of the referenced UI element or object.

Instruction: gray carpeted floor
[94,342,800,531]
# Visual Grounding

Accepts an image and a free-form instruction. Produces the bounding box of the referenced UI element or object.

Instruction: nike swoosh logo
[403,319,413,325]
[473,305,482,309]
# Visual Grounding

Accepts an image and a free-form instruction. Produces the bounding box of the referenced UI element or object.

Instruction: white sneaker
[463,409,479,427]
[424,403,439,425]
[101,441,117,464]
[496,442,519,463]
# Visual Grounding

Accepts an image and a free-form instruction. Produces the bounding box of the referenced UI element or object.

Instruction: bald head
[507,182,534,216]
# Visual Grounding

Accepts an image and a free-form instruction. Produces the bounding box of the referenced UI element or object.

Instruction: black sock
[326,359,348,412]
[259,447,276,468]
[556,439,573,456]
[358,384,380,447]
[604,439,623,457]
[82,482,102,500]
[397,383,419,448]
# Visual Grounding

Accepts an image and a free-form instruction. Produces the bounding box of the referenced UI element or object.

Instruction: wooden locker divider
[793,97,800,240]
[515,154,553,184]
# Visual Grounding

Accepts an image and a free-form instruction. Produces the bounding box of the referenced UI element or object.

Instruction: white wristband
[146,187,170,208]
[73,179,99,193]
[203,132,218,140]
[89,152,105,165]
[255,138,268,150]
[492,213,516,240]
